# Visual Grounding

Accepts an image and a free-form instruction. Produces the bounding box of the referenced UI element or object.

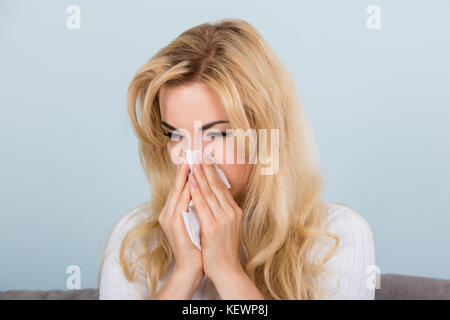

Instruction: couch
[1,273,449,300]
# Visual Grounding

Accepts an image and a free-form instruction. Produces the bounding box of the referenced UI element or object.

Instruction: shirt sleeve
[308,204,376,300]
[98,209,150,300]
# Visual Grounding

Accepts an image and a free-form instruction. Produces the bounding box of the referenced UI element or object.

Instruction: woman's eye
[206,131,230,138]
[163,131,184,139]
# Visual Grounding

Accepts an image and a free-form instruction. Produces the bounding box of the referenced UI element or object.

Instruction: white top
[98,202,376,300]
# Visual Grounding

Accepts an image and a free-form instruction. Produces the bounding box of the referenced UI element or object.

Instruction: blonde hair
[98,18,339,300]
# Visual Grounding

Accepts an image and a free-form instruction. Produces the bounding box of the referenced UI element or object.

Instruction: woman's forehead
[159,82,229,128]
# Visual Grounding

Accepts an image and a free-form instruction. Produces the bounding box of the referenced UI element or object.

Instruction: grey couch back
[1,273,449,300]
[374,273,450,299]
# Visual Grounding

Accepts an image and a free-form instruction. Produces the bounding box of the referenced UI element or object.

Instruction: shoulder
[101,203,152,256]
[306,202,375,263]
[98,203,152,300]
[324,203,375,246]
[311,202,376,299]
[319,202,376,266]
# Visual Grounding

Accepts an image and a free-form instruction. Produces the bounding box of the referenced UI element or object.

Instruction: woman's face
[159,81,251,198]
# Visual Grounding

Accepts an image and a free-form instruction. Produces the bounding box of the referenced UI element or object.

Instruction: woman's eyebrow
[160,120,229,131]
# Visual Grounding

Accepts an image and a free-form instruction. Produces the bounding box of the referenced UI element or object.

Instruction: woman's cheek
[220,163,250,197]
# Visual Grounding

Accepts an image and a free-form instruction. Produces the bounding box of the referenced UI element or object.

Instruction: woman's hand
[188,151,244,282]
[158,155,204,281]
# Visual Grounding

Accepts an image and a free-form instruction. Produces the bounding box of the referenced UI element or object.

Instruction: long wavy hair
[98,18,339,300]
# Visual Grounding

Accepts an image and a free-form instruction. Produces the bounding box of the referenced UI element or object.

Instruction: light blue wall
[1,0,449,290]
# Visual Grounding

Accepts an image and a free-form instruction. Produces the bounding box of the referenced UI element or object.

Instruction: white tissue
[181,149,231,250]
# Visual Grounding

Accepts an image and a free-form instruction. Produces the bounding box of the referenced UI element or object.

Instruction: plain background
[0,0,449,290]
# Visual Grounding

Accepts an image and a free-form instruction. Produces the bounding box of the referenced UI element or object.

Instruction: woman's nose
[183,148,204,165]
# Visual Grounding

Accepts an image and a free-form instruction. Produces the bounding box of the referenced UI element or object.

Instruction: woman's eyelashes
[163,130,232,139]
[162,131,182,139]
[206,130,232,138]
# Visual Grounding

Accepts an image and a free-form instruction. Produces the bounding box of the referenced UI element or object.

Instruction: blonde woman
[97,18,376,300]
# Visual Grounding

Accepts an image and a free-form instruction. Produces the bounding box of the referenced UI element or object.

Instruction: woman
[98,18,376,300]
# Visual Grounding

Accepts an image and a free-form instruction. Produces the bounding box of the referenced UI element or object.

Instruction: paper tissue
[181,149,231,250]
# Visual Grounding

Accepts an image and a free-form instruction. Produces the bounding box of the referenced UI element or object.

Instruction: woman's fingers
[173,179,191,219]
[200,152,236,217]
[189,173,215,229]
[166,155,190,218]
[192,158,224,221]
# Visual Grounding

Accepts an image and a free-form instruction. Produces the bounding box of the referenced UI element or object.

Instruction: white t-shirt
[98,202,376,300]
